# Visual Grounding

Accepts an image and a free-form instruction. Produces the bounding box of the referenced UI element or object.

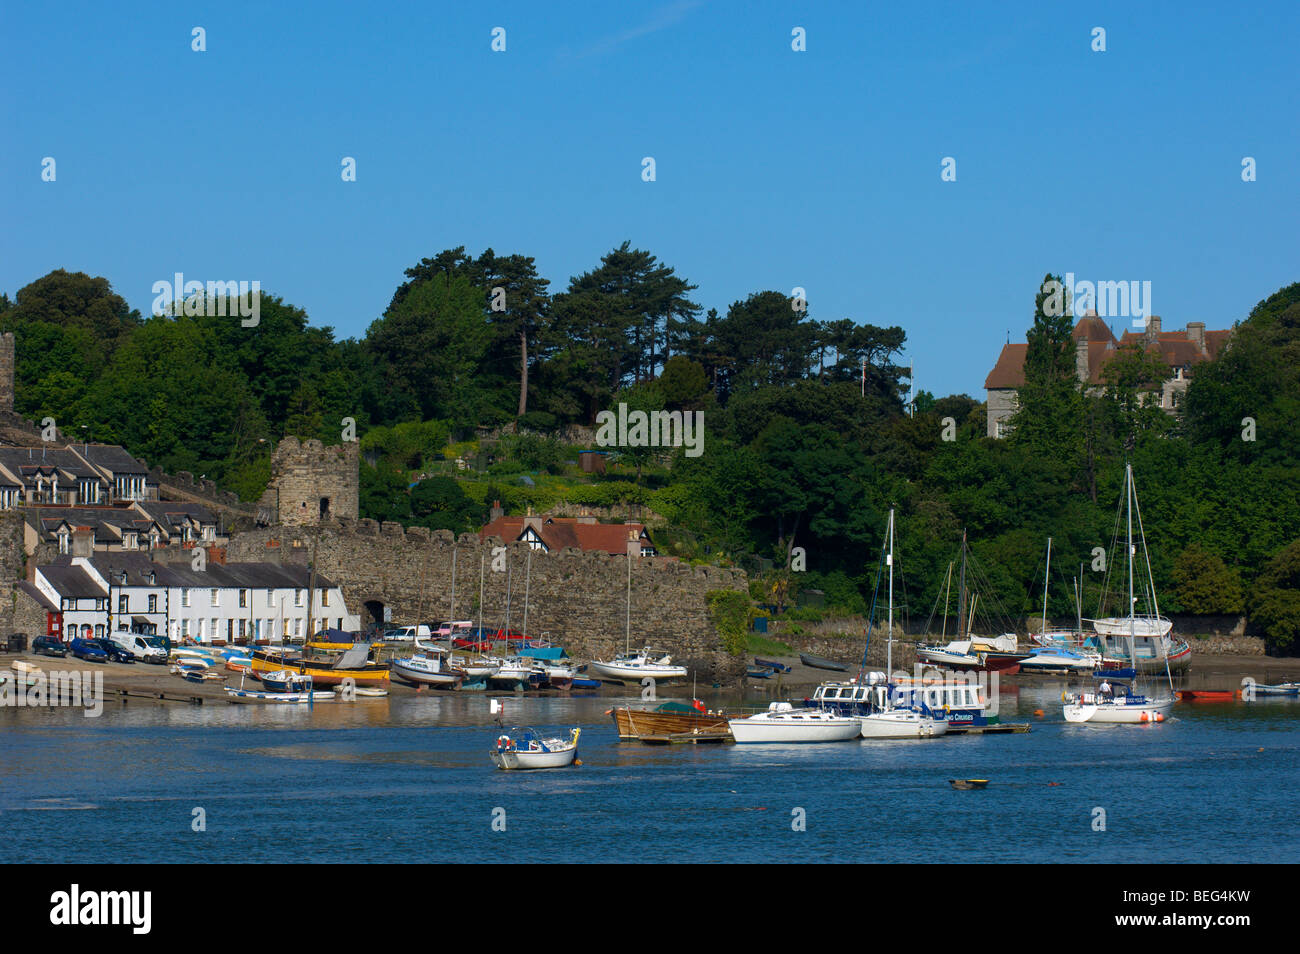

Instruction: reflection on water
[1,679,1297,863]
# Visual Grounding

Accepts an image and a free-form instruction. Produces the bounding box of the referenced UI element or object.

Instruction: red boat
[1177,689,1237,702]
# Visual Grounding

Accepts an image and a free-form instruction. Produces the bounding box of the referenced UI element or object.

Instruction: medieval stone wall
[225,519,748,681]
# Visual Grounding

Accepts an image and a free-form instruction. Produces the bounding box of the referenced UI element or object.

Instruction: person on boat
[1098,680,1113,700]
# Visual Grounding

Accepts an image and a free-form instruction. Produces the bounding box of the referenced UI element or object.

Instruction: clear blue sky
[2,1,1296,398]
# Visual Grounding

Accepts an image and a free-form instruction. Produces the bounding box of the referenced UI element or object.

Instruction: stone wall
[0,332,13,414]
[225,520,749,681]
[260,437,359,526]
[0,510,29,632]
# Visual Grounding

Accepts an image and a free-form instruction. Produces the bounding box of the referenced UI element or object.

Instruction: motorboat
[587,648,687,683]
[916,634,1029,673]
[258,669,312,693]
[487,657,537,690]
[490,727,581,770]
[728,702,861,743]
[1017,645,1101,674]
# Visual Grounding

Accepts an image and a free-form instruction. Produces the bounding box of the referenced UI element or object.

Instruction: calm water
[2,682,1297,863]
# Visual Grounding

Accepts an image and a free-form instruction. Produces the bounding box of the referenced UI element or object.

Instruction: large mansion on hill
[984,314,1232,438]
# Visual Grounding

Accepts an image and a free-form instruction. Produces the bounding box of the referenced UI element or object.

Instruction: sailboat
[808,509,947,739]
[915,532,1029,673]
[1063,464,1176,724]
[587,541,687,683]
[1020,540,1101,674]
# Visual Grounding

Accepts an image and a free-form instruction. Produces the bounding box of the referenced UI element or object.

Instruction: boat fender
[1155,712,1164,723]
[1140,712,1149,723]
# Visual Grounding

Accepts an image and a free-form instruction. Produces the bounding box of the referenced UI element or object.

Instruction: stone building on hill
[984,313,1232,437]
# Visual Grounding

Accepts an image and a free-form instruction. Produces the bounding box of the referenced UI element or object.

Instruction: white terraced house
[19,553,357,645]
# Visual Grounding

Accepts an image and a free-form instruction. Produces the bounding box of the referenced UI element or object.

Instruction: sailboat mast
[956,531,968,638]
[522,547,531,640]
[478,554,485,647]
[625,541,632,655]
[941,561,953,639]
[1041,537,1052,635]
[886,509,894,676]
[1127,463,1135,633]
[449,543,457,620]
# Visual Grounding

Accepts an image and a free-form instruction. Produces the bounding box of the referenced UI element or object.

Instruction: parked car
[452,626,499,652]
[32,635,67,658]
[93,638,136,664]
[111,633,168,664]
[69,637,109,662]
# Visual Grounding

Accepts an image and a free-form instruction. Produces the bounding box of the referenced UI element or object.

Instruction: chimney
[207,545,226,565]
[626,529,641,559]
[1187,321,1205,353]
[71,526,94,559]
[489,499,504,522]
[1075,338,1090,383]
[1145,314,1162,343]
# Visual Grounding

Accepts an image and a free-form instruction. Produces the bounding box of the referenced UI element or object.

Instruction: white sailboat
[490,727,581,770]
[728,702,862,743]
[856,510,947,739]
[588,542,688,683]
[1064,464,1176,724]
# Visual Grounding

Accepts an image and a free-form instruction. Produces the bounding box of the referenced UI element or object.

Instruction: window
[118,595,128,614]
[295,590,305,607]
[148,595,157,613]
[210,588,219,607]
[94,625,104,638]
[210,618,217,638]
[239,589,248,608]
[181,619,190,637]
[95,598,106,611]
[226,620,233,640]
[64,624,75,639]
[238,619,246,638]
[182,589,191,608]
[58,531,70,554]
[267,589,275,607]
[322,589,329,607]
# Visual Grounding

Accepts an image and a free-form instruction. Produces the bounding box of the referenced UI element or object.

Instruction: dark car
[33,635,67,658]
[69,637,109,662]
[92,638,136,664]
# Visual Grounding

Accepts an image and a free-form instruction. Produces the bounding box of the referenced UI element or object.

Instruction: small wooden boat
[1251,683,1300,697]
[799,653,848,672]
[490,727,580,770]
[349,687,389,698]
[949,779,989,790]
[754,657,791,673]
[176,666,223,684]
[250,646,390,688]
[225,657,252,673]
[1177,689,1236,702]
[746,668,774,679]
[611,701,731,741]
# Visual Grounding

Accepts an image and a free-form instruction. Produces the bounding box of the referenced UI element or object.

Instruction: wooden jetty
[946,722,1031,734]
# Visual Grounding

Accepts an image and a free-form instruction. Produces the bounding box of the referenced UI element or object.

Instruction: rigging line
[857,528,890,681]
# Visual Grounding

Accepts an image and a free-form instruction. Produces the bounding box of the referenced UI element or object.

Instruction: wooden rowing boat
[610,702,732,741]
[249,648,390,688]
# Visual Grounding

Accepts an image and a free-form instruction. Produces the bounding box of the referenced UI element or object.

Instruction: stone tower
[0,332,14,413]
[260,436,359,526]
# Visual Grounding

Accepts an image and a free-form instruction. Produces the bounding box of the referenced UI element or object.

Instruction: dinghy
[798,653,848,672]
[390,654,464,688]
[1250,683,1300,697]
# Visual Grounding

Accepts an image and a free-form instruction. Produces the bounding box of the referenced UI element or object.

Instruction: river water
[2,681,1296,863]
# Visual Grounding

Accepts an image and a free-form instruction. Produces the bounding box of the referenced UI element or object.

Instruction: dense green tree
[1170,543,1244,614]
[1251,539,1300,653]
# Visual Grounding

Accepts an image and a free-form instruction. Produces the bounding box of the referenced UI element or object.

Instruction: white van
[112,633,169,664]
[383,624,432,642]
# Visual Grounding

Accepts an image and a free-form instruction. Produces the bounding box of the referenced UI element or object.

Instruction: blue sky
[2,1,1296,398]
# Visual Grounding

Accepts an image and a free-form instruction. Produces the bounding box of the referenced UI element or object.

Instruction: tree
[410,475,479,532]
[1251,539,1300,654]
[1170,543,1244,614]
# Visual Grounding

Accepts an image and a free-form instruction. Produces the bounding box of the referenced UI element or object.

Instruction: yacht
[728,703,862,743]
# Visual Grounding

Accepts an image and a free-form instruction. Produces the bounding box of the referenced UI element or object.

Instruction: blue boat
[259,669,312,693]
[754,657,791,673]
[570,677,602,689]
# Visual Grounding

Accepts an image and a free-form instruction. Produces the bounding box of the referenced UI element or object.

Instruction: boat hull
[490,747,577,769]
[250,650,390,687]
[1064,698,1173,723]
[390,658,462,688]
[586,661,687,682]
[728,714,861,743]
[611,706,731,741]
[857,711,948,739]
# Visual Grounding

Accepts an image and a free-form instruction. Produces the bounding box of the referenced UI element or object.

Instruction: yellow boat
[250,648,389,688]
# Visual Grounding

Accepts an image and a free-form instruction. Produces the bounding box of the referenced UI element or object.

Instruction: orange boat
[1177,689,1237,702]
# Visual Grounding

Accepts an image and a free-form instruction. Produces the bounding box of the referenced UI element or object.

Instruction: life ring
[497,734,510,750]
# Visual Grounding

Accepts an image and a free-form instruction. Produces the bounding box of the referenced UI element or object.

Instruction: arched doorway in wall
[363,599,386,637]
